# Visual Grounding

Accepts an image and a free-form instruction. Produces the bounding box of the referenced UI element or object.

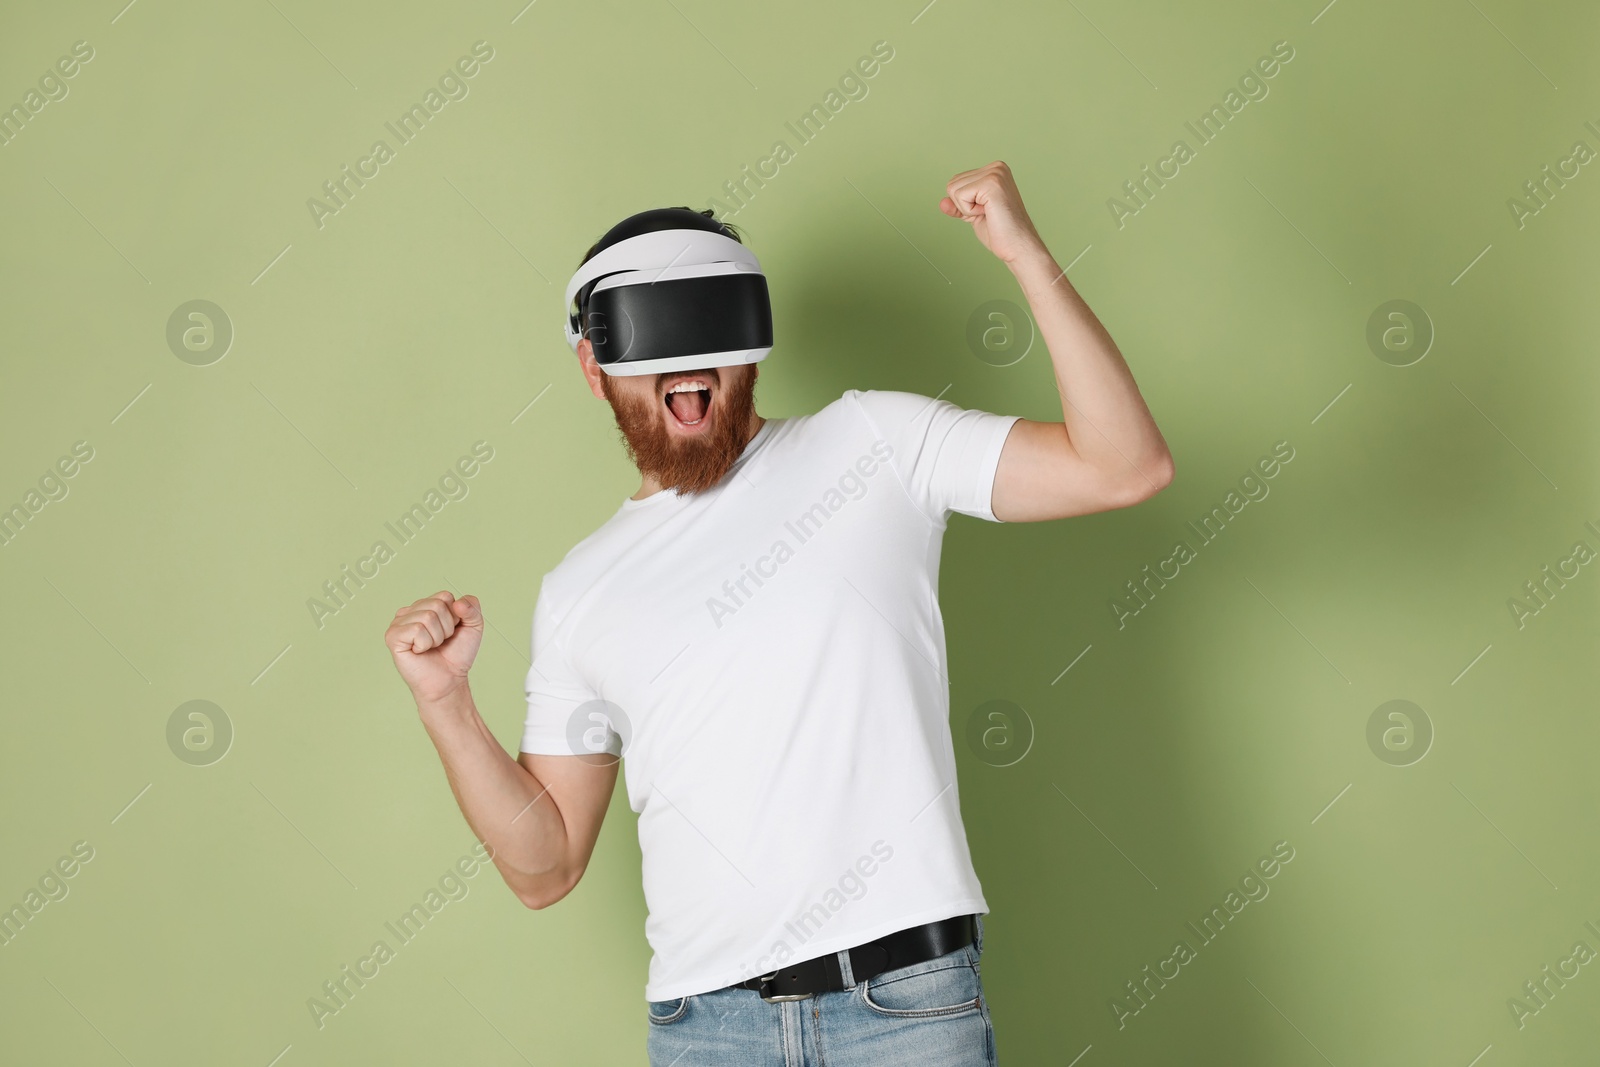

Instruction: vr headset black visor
[564,228,774,377]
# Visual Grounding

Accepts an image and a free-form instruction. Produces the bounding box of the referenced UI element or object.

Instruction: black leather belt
[730,914,976,1003]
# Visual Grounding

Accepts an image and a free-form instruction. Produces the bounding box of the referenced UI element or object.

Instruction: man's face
[594,356,759,495]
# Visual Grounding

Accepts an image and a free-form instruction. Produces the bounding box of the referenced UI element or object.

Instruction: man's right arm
[388,591,618,909]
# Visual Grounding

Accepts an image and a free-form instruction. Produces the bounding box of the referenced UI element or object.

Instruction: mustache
[656,366,723,395]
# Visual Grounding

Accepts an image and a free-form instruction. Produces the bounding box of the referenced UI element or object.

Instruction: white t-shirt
[520,388,1022,1002]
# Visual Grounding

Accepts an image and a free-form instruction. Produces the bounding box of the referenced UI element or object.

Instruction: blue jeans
[646,915,996,1066]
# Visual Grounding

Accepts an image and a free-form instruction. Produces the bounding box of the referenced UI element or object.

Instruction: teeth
[667,382,709,394]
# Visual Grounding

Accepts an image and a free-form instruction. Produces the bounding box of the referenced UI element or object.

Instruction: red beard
[600,366,759,495]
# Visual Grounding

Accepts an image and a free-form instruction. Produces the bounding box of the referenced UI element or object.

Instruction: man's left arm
[940,161,1175,523]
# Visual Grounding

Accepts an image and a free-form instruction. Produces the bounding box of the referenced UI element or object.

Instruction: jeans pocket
[860,945,983,1019]
[647,996,690,1025]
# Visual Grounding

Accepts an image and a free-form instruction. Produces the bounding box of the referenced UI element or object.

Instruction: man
[384,162,1174,1065]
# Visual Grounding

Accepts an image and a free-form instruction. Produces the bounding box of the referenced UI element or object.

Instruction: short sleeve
[848,389,1022,523]
[520,577,604,755]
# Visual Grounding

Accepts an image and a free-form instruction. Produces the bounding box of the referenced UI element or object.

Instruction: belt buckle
[756,970,811,1003]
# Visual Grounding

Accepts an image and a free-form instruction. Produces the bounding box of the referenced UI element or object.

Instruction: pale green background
[2,0,1598,1064]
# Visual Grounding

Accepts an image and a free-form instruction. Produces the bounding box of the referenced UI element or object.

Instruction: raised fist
[384,591,484,704]
[938,161,1046,266]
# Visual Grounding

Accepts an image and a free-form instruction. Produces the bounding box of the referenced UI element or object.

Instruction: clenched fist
[385,590,484,704]
[938,161,1047,266]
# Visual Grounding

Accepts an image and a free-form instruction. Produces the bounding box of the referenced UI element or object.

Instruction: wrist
[1007,242,1065,300]
[1004,237,1056,276]
[417,680,476,724]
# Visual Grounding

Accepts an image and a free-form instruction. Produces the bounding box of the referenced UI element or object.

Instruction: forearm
[1008,242,1173,486]
[415,684,574,902]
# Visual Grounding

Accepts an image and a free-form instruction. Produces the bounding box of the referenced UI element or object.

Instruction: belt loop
[837,947,856,988]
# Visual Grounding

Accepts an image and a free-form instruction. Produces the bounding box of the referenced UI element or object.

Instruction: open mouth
[662,375,715,430]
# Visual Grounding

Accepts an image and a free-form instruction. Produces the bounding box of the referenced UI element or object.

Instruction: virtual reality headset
[563,215,774,377]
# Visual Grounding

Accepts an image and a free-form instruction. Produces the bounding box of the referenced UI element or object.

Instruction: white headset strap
[563,229,760,315]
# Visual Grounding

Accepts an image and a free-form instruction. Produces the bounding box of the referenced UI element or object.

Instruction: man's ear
[577,338,607,400]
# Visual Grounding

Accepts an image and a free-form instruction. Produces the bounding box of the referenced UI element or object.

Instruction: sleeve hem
[518,738,579,756]
[976,415,1024,523]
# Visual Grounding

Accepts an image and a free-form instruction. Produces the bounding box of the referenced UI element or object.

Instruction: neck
[633,412,767,499]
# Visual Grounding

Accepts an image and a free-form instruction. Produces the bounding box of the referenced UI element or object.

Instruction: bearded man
[384,162,1174,1066]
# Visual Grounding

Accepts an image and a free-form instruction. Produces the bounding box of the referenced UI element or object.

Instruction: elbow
[1117,452,1175,506]
[517,887,565,910]
[515,870,581,910]
[1149,451,1175,492]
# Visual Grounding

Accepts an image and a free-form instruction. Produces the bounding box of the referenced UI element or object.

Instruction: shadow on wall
[770,230,1004,411]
